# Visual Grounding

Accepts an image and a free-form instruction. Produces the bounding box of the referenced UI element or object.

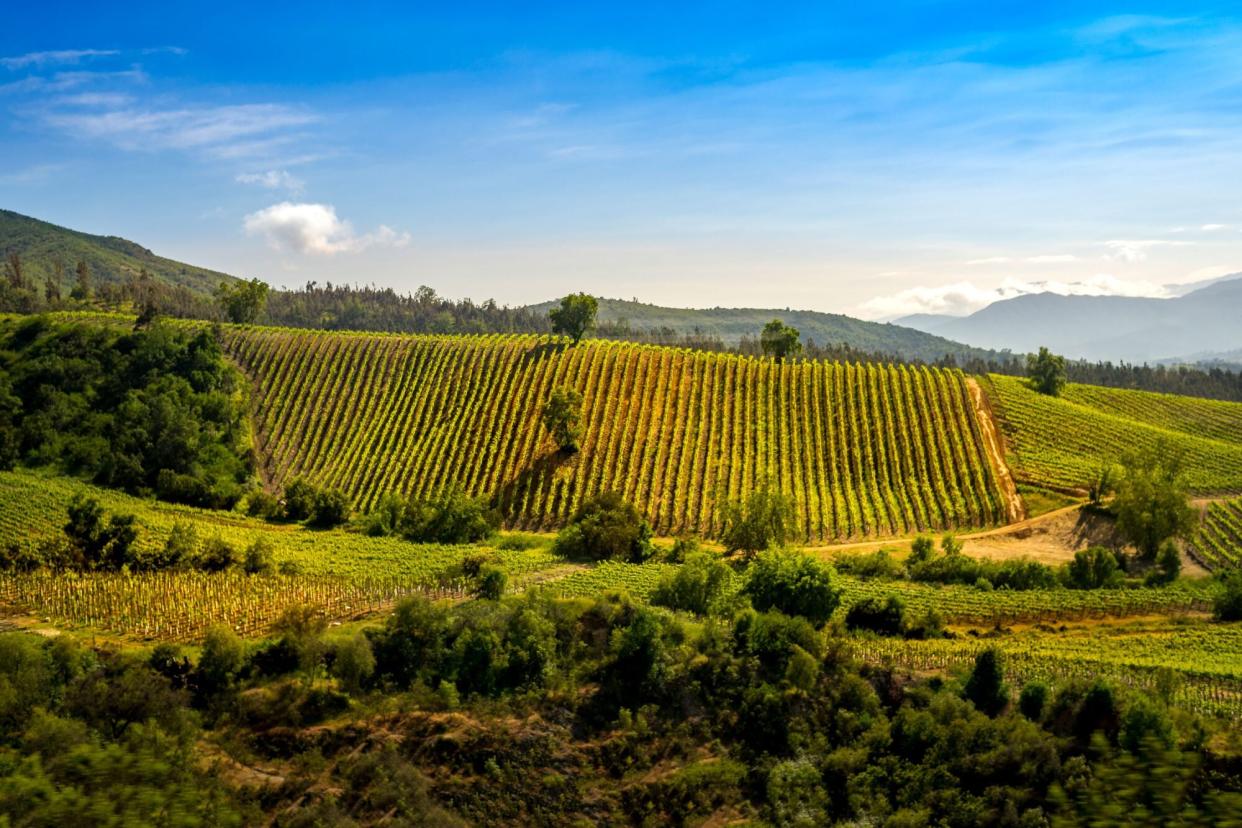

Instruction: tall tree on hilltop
[216,278,270,324]
[1026,346,1067,396]
[549,293,598,345]
[760,318,802,362]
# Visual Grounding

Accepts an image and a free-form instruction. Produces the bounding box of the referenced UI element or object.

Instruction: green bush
[400,486,496,544]
[844,595,905,636]
[651,552,736,615]
[743,548,840,628]
[553,491,652,562]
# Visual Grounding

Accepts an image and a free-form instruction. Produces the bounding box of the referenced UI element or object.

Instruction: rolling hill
[530,297,1004,364]
[0,208,238,297]
[221,325,1010,541]
[984,373,1242,494]
[900,276,1242,363]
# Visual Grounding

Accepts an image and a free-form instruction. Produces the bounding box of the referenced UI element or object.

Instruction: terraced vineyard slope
[223,328,1009,540]
[986,374,1242,494]
[1189,496,1242,571]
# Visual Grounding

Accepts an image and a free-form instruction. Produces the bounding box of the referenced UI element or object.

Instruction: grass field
[223,326,1007,542]
[986,374,1242,494]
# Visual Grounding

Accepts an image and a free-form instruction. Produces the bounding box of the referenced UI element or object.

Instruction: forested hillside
[0,209,237,298]
[223,327,1008,540]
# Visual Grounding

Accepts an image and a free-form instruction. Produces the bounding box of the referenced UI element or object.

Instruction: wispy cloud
[1101,239,1192,262]
[966,254,1079,266]
[42,102,316,157]
[1,49,119,70]
[236,169,306,194]
[244,202,409,255]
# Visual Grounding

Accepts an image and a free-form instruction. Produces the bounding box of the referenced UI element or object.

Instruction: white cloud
[1,49,119,70]
[236,169,305,194]
[966,254,1078,266]
[861,274,1172,318]
[1200,223,1227,231]
[1101,239,1191,262]
[243,202,410,255]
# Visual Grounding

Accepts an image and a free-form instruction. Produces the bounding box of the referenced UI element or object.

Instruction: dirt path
[964,377,1025,523]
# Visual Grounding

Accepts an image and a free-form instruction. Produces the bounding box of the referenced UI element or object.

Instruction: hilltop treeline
[262,282,551,334]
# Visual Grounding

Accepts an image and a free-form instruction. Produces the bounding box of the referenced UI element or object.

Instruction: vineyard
[1189,496,1242,571]
[222,327,1009,541]
[985,374,1242,493]
[853,620,1242,718]
[0,469,570,640]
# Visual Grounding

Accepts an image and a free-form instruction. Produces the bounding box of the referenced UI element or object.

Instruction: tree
[553,491,653,562]
[1113,443,1194,560]
[844,595,906,636]
[719,487,795,558]
[70,260,92,301]
[475,564,508,600]
[963,647,1008,716]
[743,548,840,627]
[760,319,802,362]
[548,293,597,345]
[332,633,375,694]
[541,386,584,453]
[63,495,138,571]
[1065,546,1121,589]
[1146,539,1181,586]
[46,259,64,304]
[4,251,24,290]
[1026,346,1067,396]
[215,277,270,324]
[308,487,351,528]
[1215,572,1242,621]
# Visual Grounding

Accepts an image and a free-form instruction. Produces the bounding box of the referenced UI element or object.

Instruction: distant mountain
[0,209,238,298]
[912,276,1242,363]
[890,312,961,333]
[528,297,1001,363]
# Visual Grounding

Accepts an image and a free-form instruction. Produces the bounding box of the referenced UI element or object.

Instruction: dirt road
[964,376,1025,523]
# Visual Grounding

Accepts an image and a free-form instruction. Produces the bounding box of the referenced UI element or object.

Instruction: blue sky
[3,2,1242,317]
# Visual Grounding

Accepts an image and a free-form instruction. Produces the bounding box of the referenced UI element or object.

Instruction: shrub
[1146,539,1181,586]
[282,477,318,521]
[309,487,351,528]
[719,487,795,558]
[1019,681,1048,721]
[242,538,275,575]
[833,549,905,579]
[154,521,197,570]
[1064,547,1121,590]
[553,491,652,562]
[844,596,906,636]
[1214,572,1242,621]
[246,490,282,520]
[651,552,736,615]
[332,634,376,695]
[196,536,237,572]
[364,493,405,537]
[963,647,1008,717]
[743,548,840,627]
[475,565,508,600]
[400,486,496,544]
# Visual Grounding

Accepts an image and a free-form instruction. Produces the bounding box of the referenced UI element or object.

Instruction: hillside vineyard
[223,329,1008,540]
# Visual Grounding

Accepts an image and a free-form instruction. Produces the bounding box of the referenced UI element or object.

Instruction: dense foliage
[0,317,252,507]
